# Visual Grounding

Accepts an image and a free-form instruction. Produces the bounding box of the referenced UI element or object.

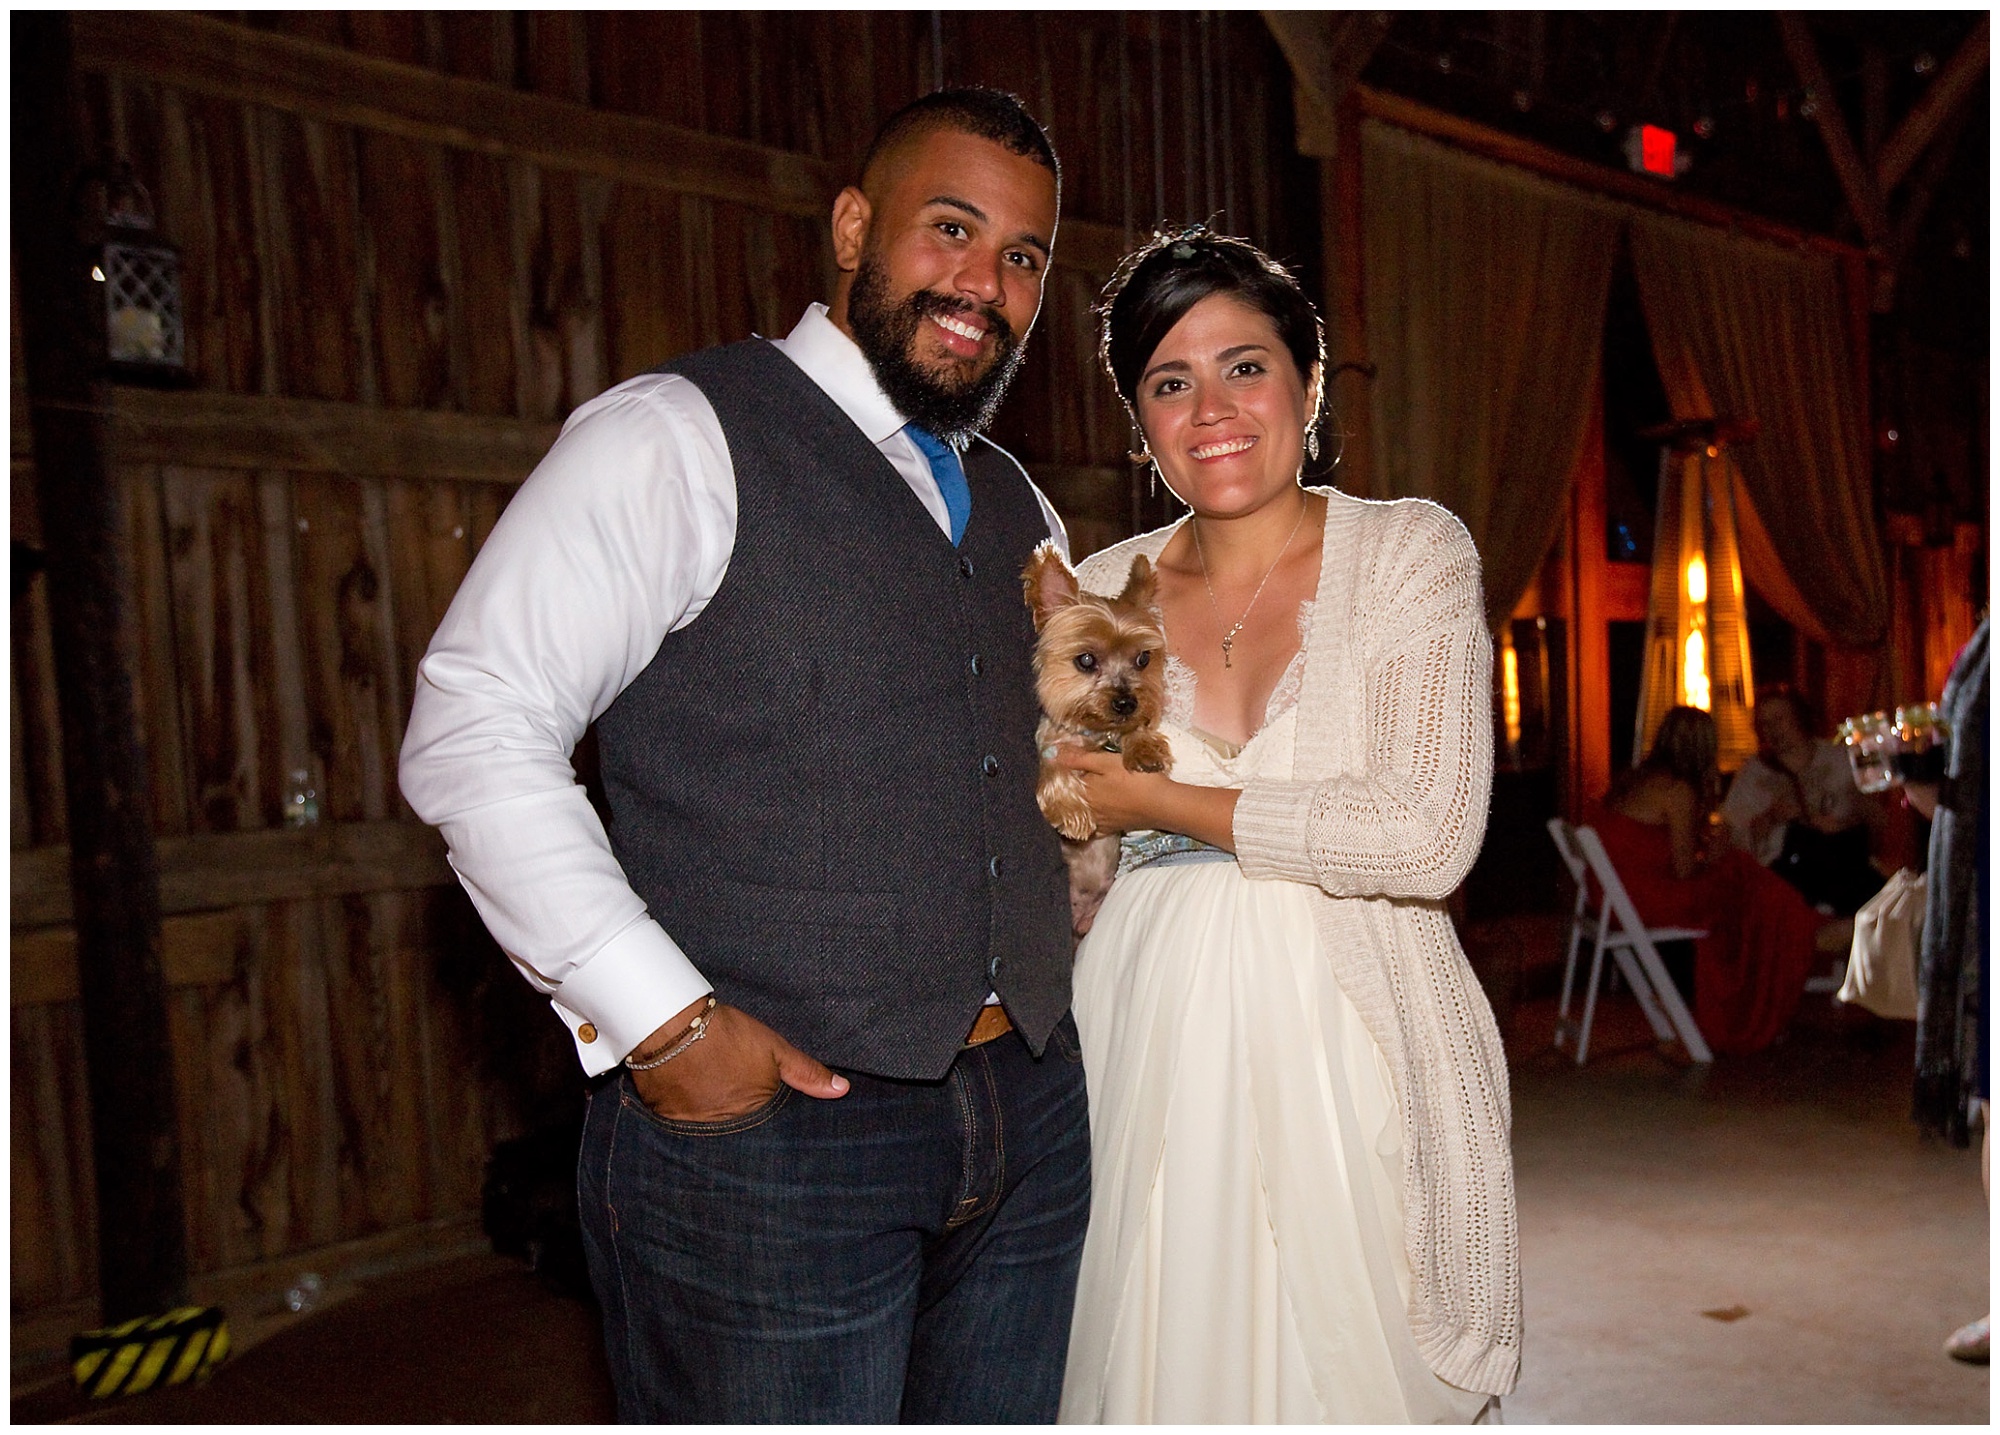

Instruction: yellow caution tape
[70,1306,230,1399]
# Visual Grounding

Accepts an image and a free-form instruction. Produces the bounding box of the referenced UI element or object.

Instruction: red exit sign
[1623,124,1687,179]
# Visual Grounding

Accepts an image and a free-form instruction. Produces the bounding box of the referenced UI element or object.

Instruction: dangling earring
[1127,425,1156,497]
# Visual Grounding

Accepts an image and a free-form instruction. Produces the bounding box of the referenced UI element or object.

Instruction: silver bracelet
[625,997,717,1072]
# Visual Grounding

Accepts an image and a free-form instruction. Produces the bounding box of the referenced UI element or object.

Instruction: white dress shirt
[1721,739,1869,865]
[400,304,1066,1074]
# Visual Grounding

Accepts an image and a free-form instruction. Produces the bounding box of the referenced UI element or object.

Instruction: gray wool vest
[593,340,1072,1081]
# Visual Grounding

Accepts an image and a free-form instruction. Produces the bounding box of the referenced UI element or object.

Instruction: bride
[1054,229,1519,1423]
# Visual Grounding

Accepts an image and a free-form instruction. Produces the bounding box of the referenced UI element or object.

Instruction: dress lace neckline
[1163,599,1312,747]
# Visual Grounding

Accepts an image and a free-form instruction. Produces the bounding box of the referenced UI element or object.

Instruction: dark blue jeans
[577,1016,1091,1423]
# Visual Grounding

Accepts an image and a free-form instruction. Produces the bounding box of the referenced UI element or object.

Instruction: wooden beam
[1876,15,1989,195]
[72,11,833,218]
[1887,99,1975,274]
[13,820,454,929]
[13,912,242,1007]
[104,387,560,483]
[1777,13,1890,249]
[1262,12,1394,156]
[1350,86,1867,262]
[67,10,1129,278]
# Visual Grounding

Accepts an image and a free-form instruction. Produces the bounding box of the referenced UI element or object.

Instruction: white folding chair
[1546,818,1713,1065]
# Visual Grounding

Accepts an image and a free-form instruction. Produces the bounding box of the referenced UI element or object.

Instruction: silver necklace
[1192,495,1309,668]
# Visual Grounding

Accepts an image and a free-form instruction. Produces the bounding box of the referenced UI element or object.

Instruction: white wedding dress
[1059,617,1491,1425]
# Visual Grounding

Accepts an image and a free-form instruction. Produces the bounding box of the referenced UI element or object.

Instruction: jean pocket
[620,1080,793,1138]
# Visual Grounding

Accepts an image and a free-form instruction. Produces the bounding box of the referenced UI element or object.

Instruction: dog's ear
[1117,554,1158,610]
[1021,541,1079,632]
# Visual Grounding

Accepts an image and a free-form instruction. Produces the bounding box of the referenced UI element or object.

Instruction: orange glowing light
[1686,552,1709,605]
[1684,629,1711,710]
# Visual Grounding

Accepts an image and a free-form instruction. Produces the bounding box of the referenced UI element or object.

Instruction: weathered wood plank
[448,149,527,416]
[74,10,836,218]
[107,387,558,482]
[158,466,275,833]
[291,476,399,823]
[14,912,241,1006]
[319,890,426,1231]
[10,1002,97,1310]
[255,472,316,797]
[67,11,1129,276]
[119,463,195,835]
[273,893,345,1247]
[11,820,453,930]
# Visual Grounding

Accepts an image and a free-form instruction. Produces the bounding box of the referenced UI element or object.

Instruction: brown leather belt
[964,1004,1013,1047]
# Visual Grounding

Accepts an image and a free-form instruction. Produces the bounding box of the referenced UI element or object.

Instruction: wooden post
[12,13,189,1322]
[1568,386,1612,816]
[1323,92,1373,496]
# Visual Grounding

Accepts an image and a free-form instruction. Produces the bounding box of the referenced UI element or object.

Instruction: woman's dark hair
[1097,226,1326,453]
[1642,705,1720,790]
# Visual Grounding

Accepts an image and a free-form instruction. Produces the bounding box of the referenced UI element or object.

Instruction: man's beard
[847,252,1026,446]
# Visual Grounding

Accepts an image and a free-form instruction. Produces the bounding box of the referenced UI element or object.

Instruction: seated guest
[1596,706,1837,1056]
[1721,686,1885,914]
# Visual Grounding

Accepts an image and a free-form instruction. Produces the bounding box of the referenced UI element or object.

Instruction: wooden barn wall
[10,11,1315,1326]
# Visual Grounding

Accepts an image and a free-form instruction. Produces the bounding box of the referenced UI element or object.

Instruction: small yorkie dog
[1021,542,1173,845]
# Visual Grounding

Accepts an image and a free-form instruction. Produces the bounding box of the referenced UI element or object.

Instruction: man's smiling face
[831,127,1059,441]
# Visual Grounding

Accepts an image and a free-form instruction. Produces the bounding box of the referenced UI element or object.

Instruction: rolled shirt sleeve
[401,309,1068,1073]
[399,373,735,1074]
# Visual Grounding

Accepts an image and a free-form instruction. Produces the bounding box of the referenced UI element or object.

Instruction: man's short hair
[1756,684,1818,735]
[859,87,1060,194]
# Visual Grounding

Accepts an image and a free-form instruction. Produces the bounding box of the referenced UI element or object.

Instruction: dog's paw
[1122,727,1174,775]
[1038,767,1099,842]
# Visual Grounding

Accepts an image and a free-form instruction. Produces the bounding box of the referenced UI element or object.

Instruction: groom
[399,88,1084,1421]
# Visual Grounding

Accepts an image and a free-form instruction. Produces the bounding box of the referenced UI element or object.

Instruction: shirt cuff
[551,918,712,1076]
[1231,778,1324,886]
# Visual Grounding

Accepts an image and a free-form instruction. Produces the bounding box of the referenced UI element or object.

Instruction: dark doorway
[1608,619,1648,773]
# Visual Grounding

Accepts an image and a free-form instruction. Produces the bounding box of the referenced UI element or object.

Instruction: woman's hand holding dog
[1055,744,1240,850]
[630,998,849,1122]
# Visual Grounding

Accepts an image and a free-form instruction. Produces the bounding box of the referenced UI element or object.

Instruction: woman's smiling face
[1135,293,1316,519]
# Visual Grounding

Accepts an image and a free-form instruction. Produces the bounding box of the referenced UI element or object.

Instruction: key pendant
[1221,627,1238,668]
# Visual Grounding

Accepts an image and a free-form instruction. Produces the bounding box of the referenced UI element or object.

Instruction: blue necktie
[904,423,972,546]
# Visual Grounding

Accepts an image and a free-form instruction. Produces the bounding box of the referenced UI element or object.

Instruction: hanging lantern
[1634,418,1760,771]
[93,163,187,382]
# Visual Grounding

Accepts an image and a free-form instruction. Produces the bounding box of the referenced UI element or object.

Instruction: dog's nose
[1111,692,1138,718]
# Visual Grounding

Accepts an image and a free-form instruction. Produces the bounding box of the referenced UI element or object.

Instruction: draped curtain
[1361,120,1625,628]
[1626,213,1888,646]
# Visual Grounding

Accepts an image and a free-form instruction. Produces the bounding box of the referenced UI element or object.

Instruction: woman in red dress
[1594,706,1828,1055]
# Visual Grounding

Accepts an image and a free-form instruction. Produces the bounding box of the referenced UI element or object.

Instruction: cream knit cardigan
[1075,485,1521,1397]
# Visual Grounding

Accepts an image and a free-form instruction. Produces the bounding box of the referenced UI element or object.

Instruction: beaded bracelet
[625,997,718,1072]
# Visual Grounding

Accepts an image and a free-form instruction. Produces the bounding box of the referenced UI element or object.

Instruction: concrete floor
[1488,916,1990,1424]
[16,916,1991,1424]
